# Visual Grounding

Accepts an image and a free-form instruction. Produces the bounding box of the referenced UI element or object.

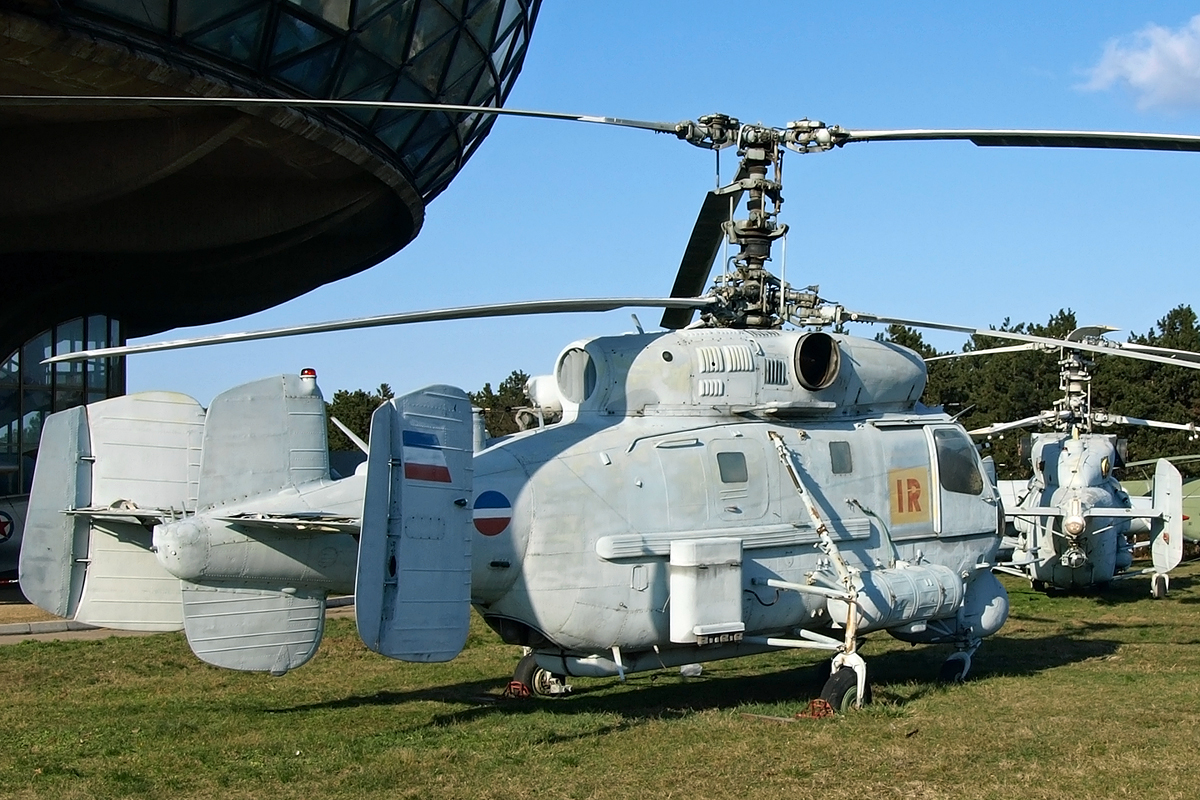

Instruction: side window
[716,451,748,483]
[829,441,853,474]
[934,428,984,495]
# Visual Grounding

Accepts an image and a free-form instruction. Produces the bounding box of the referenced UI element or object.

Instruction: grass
[4,563,1200,799]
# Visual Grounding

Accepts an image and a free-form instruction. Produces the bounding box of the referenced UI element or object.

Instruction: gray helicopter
[931,327,1199,597]
[12,95,1200,708]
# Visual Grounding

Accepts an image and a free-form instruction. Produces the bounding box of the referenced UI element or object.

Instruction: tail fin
[172,373,343,673]
[19,392,205,629]
[1151,458,1184,576]
[356,386,474,663]
[197,373,329,509]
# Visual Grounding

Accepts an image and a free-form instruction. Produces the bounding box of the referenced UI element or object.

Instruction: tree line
[883,304,1200,479]
[324,372,531,451]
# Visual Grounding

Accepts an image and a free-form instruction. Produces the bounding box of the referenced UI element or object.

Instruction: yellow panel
[889,466,932,526]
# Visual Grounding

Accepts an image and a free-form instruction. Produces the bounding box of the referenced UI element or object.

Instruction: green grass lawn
[4,563,1200,800]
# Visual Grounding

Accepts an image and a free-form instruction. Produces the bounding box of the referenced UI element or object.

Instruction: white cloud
[1084,15,1200,109]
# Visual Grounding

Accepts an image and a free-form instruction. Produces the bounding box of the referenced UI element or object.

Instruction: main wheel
[819,666,871,713]
[512,653,567,698]
[1151,573,1169,600]
[938,657,967,683]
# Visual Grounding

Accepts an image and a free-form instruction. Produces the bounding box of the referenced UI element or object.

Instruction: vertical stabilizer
[1151,458,1184,576]
[19,392,205,628]
[19,406,91,618]
[357,386,474,662]
[197,374,329,509]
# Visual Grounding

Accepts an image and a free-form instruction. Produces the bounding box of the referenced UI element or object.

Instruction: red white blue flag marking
[473,490,511,536]
[402,429,452,483]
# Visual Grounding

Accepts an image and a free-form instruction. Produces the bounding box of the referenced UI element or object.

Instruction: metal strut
[766,430,868,706]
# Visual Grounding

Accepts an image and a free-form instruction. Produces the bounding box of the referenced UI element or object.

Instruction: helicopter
[929,326,1200,597]
[12,95,1200,709]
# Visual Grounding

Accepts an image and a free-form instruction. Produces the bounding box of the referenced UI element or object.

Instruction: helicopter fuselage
[1007,432,1138,589]
[461,328,1005,674]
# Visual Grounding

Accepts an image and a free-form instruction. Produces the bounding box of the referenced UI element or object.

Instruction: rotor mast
[672,117,805,328]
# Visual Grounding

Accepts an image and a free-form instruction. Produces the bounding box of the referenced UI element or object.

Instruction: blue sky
[129,3,1200,404]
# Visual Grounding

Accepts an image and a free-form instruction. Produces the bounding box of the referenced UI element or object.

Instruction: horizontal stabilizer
[180,582,325,674]
[212,512,359,534]
[357,386,474,663]
[1151,459,1184,576]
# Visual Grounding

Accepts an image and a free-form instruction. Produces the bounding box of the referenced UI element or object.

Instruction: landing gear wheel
[938,658,967,683]
[512,653,568,698]
[1151,573,1169,600]
[1031,579,1046,592]
[819,666,871,713]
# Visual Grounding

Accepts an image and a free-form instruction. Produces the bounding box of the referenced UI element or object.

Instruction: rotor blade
[969,412,1062,437]
[1117,342,1200,363]
[660,188,742,329]
[925,343,1039,362]
[837,128,1200,152]
[839,310,1200,371]
[1092,414,1197,433]
[43,297,716,363]
[1126,454,1200,468]
[0,94,680,134]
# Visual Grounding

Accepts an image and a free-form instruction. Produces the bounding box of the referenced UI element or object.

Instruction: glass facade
[0,318,125,496]
[54,0,541,200]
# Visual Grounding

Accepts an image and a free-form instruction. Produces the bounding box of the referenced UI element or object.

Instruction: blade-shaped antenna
[44,297,717,362]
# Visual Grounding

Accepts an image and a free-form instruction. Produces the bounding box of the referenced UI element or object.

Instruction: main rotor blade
[1092,414,1197,433]
[1127,454,1200,468]
[969,412,1063,436]
[840,310,1200,371]
[838,128,1200,152]
[925,343,1039,362]
[1118,341,1200,363]
[0,95,680,134]
[44,297,716,363]
[661,189,742,329]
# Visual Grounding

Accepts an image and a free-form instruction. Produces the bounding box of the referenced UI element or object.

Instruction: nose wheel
[820,664,872,713]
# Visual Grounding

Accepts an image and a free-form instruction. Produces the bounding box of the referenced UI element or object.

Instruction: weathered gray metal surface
[356,386,474,663]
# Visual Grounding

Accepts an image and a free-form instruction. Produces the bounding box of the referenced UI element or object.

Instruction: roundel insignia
[0,510,13,543]
[473,490,511,536]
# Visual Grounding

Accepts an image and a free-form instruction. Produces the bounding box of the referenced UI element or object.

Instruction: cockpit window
[933,428,984,495]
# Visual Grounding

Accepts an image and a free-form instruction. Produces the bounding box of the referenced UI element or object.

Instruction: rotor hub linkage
[674,116,836,328]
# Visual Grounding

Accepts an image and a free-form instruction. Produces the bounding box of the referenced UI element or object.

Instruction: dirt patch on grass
[0,585,58,624]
